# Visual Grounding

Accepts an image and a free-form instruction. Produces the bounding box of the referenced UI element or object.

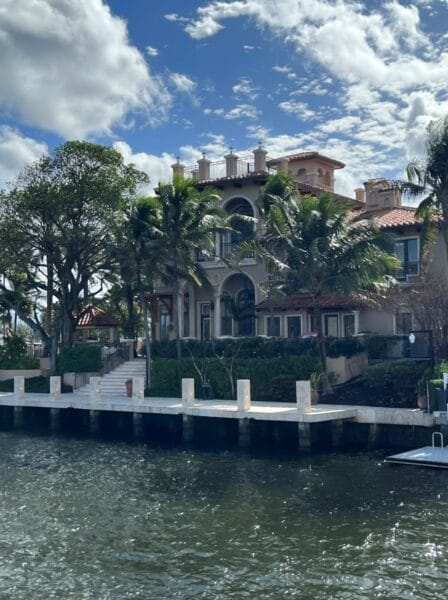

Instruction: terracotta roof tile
[266,152,345,169]
[352,206,421,229]
[77,305,119,328]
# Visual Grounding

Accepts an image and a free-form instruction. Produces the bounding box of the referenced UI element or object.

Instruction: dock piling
[50,376,61,401]
[238,418,251,448]
[298,422,311,450]
[14,376,25,401]
[182,414,194,442]
[182,379,195,407]
[237,379,251,412]
[90,377,101,402]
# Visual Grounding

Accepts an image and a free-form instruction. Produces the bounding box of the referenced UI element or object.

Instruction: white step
[73,360,146,396]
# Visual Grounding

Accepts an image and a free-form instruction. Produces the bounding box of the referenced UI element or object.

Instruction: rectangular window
[324,314,339,337]
[343,314,355,337]
[395,312,413,335]
[266,316,281,337]
[160,307,170,340]
[287,316,302,338]
[394,238,419,281]
[200,303,211,340]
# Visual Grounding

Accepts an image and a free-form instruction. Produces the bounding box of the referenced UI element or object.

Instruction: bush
[363,360,428,407]
[150,336,363,360]
[59,346,102,373]
[148,355,321,402]
[0,376,72,393]
[0,335,39,369]
[364,335,409,360]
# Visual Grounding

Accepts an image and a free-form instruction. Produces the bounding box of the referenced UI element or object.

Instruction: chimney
[171,157,185,180]
[224,148,238,177]
[197,153,211,180]
[253,143,268,172]
[354,188,365,203]
[363,179,402,211]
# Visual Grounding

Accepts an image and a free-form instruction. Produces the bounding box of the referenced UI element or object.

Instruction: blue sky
[1,0,448,198]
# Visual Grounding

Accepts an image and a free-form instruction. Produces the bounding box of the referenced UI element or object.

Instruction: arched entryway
[220,273,255,336]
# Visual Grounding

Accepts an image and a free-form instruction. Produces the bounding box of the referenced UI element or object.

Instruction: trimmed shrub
[148,355,321,402]
[363,360,428,407]
[59,346,102,373]
[0,376,72,393]
[151,336,363,360]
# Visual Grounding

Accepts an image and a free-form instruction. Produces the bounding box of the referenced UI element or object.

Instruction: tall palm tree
[157,175,228,359]
[403,116,448,258]
[245,189,397,394]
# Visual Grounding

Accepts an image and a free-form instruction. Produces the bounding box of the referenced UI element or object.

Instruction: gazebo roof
[77,305,119,328]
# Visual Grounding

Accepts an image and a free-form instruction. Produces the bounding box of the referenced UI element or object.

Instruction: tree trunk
[61,309,74,348]
[124,284,136,339]
[172,279,182,360]
[139,290,151,390]
[50,334,57,376]
[314,305,333,395]
[46,261,54,335]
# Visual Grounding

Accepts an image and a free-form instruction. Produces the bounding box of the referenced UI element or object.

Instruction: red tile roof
[256,294,357,312]
[266,151,345,169]
[77,305,119,328]
[352,206,421,229]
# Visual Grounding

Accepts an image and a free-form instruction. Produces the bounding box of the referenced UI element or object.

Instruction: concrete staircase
[73,359,146,398]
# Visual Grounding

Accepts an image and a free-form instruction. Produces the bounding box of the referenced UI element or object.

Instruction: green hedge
[0,335,39,369]
[150,337,363,360]
[0,376,72,393]
[148,355,321,402]
[59,346,102,373]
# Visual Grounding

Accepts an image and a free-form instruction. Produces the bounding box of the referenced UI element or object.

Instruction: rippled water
[0,432,447,599]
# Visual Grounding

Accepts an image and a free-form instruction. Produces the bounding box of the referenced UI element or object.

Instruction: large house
[151,146,445,342]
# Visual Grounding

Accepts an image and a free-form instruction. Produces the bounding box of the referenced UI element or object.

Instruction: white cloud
[232,77,259,98]
[146,45,159,57]
[279,101,316,120]
[113,141,174,193]
[0,127,48,187]
[204,104,259,120]
[0,0,171,138]
[170,73,197,95]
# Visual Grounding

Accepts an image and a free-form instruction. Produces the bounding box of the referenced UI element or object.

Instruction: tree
[247,189,397,394]
[404,116,448,258]
[0,141,148,370]
[110,197,165,387]
[157,175,228,359]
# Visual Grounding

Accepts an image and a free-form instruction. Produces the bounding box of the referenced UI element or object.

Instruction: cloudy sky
[1,0,448,198]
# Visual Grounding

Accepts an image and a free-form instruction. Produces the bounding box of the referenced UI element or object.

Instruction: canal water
[1,431,447,599]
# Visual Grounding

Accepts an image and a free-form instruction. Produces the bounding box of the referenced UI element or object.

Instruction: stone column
[14,376,25,401]
[132,377,144,402]
[89,410,101,435]
[331,420,344,448]
[238,418,251,448]
[296,381,311,414]
[182,378,195,407]
[188,284,196,338]
[353,310,360,335]
[50,408,61,432]
[50,376,61,401]
[237,379,251,411]
[90,377,101,402]
[182,414,194,443]
[133,413,144,439]
[213,290,221,338]
[298,422,311,450]
[177,291,184,340]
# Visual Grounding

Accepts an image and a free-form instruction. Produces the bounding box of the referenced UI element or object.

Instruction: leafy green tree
[0,141,147,371]
[245,189,397,394]
[157,175,229,359]
[404,116,448,257]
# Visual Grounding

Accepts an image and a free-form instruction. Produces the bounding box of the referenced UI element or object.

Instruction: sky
[1,0,448,199]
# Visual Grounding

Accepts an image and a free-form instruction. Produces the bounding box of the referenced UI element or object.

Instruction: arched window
[297,168,307,181]
[324,170,332,189]
[221,198,254,258]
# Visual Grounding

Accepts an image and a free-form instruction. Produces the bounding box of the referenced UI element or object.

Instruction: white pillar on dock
[14,376,25,400]
[90,377,101,402]
[50,376,61,401]
[132,377,144,402]
[296,381,311,414]
[182,378,195,407]
[237,379,251,411]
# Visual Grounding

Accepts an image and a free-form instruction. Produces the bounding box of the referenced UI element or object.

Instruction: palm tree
[245,189,397,394]
[157,175,228,359]
[403,116,448,258]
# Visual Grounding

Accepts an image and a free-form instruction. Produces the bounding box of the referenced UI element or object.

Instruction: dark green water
[1,432,447,599]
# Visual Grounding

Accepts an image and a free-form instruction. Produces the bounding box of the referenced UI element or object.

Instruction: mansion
[151,146,446,342]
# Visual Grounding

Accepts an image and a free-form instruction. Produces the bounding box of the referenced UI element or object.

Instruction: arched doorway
[220,274,255,336]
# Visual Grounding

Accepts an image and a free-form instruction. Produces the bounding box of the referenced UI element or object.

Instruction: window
[287,316,302,338]
[200,303,211,340]
[221,291,233,336]
[266,316,281,337]
[160,306,170,340]
[343,314,355,337]
[395,312,413,335]
[394,238,419,281]
[324,314,339,337]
